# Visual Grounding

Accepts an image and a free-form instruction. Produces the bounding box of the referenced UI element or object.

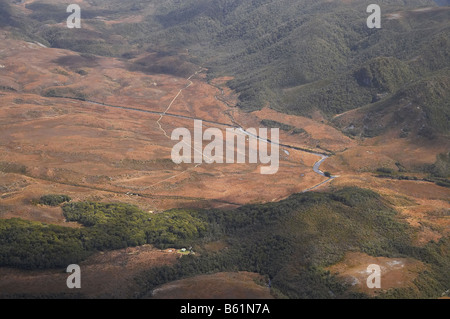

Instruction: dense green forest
[1,188,448,298]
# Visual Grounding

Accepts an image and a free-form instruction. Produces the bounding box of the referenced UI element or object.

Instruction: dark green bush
[38,195,71,206]
[376,167,394,174]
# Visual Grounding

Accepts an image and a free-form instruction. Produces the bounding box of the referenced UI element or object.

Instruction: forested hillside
[139,188,450,299]
[0,189,448,298]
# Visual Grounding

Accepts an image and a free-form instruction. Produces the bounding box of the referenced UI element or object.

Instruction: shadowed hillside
[0,0,15,27]
[1,189,448,298]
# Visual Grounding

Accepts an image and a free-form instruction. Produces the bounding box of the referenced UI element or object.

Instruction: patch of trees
[419,153,450,187]
[38,195,71,206]
[62,202,207,251]
[377,167,394,174]
[0,218,88,269]
[43,87,88,101]
[426,152,450,178]
[0,202,207,269]
[260,120,294,132]
[0,162,27,174]
[259,120,307,136]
